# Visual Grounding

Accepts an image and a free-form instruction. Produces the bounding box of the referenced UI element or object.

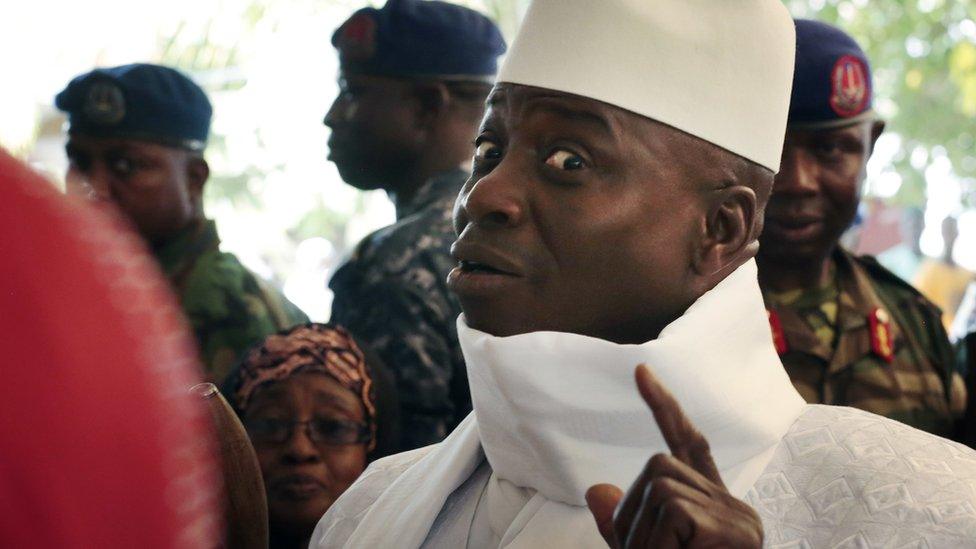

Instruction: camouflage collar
[764,248,901,366]
[827,248,902,371]
[394,168,467,220]
[152,218,221,282]
[834,249,897,329]
[772,304,833,362]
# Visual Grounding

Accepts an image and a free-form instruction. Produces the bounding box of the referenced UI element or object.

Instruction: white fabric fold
[333,259,806,548]
[468,259,806,506]
[338,414,484,549]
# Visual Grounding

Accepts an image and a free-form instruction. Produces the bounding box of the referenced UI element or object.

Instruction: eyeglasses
[244,417,371,446]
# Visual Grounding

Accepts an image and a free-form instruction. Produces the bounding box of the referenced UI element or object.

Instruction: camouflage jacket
[763,248,966,438]
[950,284,976,447]
[154,219,309,383]
[329,169,466,452]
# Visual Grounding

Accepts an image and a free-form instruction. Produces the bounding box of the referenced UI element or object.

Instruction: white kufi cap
[498,0,796,172]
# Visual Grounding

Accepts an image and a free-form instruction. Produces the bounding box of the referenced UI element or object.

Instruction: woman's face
[243,371,368,537]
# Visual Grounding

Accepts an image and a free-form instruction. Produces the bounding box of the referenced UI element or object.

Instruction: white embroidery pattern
[318,405,976,549]
[747,405,976,548]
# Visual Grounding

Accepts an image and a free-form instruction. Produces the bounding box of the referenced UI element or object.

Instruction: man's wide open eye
[474,138,502,161]
[544,148,585,170]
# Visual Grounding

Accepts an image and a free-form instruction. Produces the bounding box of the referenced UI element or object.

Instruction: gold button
[875,308,890,324]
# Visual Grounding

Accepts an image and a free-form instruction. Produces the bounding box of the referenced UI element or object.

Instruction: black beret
[790,19,875,128]
[55,63,212,151]
[332,0,506,81]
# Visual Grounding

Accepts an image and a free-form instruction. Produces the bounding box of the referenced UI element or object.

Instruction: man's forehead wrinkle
[519,94,617,137]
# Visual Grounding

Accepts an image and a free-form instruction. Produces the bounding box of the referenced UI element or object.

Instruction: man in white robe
[312,1,976,547]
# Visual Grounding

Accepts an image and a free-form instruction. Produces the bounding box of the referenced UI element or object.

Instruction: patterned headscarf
[230,323,377,450]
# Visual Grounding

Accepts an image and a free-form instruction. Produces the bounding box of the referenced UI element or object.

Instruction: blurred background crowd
[4,0,520,321]
[7,0,976,326]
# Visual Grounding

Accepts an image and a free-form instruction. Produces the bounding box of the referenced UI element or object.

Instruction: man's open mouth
[458,260,512,275]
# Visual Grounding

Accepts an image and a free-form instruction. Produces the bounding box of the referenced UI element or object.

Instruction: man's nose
[323,96,347,128]
[458,165,526,230]
[773,147,819,197]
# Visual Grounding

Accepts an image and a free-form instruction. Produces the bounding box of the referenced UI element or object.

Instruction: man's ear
[693,185,758,277]
[410,81,451,128]
[186,156,209,200]
[868,119,885,155]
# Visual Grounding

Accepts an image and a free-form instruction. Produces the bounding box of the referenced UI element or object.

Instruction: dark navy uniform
[326,0,505,451]
[330,170,466,449]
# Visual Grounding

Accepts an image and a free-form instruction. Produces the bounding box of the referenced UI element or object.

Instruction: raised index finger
[635,364,724,486]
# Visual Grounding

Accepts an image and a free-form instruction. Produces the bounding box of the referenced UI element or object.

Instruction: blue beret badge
[83,81,126,125]
[829,54,869,118]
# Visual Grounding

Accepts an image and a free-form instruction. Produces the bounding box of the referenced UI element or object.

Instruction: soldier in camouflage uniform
[757,20,965,438]
[154,218,308,382]
[953,291,976,446]
[56,63,308,383]
[324,0,506,451]
[765,250,965,436]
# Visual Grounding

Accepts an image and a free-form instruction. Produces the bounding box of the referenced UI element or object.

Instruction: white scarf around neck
[339,259,806,548]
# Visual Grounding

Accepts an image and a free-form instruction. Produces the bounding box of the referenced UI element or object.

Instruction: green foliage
[158,20,242,80]
[789,0,976,207]
[292,198,353,244]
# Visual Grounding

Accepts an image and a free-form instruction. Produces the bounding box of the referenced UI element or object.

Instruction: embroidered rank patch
[768,309,789,355]
[829,54,869,118]
[868,307,894,363]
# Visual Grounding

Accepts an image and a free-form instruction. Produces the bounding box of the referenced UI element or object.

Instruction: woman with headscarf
[223,323,399,549]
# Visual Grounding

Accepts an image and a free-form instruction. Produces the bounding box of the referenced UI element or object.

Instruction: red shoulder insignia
[868,307,894,363]
[768,309,789,355]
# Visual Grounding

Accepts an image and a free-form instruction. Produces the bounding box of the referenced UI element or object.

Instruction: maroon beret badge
[336,13,377,64]
[829,54,869,118]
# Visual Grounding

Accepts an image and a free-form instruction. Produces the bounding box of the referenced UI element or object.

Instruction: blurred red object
[0,150,221,548]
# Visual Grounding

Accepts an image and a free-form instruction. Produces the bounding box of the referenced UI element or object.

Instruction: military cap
[55,63,212,152]
[332,0,506,82]
[789,19,875,128]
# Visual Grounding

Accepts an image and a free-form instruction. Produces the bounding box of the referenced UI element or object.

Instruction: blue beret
[332,0,506,81]
[790,19,874,128]
[55,63,212,151]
